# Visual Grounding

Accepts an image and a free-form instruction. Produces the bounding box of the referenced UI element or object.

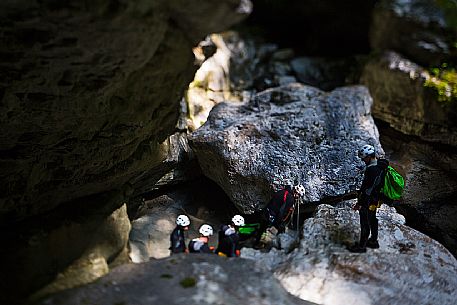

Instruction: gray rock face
[36,254,314,305]
[361,51,457,146]
[379,124,457,257]
[189,83,382,213]
[0,0,251,223]
[242,203,457,305]
[371,0,457,66]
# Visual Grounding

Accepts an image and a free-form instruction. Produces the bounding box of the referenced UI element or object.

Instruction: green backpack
[239,223,260,235]
[381,166,405,200]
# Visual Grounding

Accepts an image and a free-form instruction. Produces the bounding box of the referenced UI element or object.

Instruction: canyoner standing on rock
[188,224,214,254]
[254,182,306,248]
[216,215,245,257]
[349,144,389,253]
[170,214,191,254]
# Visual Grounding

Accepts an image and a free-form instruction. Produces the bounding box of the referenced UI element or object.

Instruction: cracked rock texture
[242,203,457,305]
[36,254,314,305]
[0,0,251,223]
[189,83,382,213]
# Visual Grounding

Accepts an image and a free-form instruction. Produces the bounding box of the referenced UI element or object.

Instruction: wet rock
[361,51,457,146]
[243,203,457,305]
[189,83,382,213]
[371,0,457,66]
[36,255,314,305]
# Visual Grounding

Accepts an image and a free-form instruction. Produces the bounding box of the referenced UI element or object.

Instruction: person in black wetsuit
[216,215,245,257]
[254,183,306,247]
[169,214,190,254]
[188,224,214,254]
[349,144,389,253]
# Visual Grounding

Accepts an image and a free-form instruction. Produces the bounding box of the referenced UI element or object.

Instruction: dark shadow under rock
[377,119,457,258]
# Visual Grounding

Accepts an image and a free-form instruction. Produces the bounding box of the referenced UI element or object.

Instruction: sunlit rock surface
[0,0,251,223]
[189,83,382,213]
[371,0,457,66]
[128,180,229,262]
[36,254,314,305]
[186,31,298,131]
[129,206,221,262]
[362,51,457,146]
[242,203,457,305]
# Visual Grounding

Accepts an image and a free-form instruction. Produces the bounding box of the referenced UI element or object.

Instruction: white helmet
[358,144,375,159]
[176,215,190,227]
[231,215,245,227]
[293,184,306,198]
[199,224,213,237]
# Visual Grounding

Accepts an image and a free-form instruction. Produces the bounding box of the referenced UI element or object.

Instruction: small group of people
[170,143,390,255]
[169,214,245,257]
[169,182,307,256]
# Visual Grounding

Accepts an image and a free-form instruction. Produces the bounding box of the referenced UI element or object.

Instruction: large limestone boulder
[36,254,314,305]
[242,203,457,305]
[0,0,251,223]
[370,0,457,66]
[189,83,382,213]
[361,51,457,146]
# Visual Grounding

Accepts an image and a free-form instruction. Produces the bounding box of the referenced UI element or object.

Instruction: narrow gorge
[1,1,456,305]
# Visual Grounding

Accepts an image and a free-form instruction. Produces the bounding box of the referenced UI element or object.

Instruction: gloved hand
[260,232,268,244]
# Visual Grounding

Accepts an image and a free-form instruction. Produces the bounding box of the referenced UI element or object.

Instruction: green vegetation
[424,64,457,103]
[160,274,173,279]
[179,277,197,288]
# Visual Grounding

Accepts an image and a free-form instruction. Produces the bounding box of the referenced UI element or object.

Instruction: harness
[267,189,295,226]
[279,189,294,222]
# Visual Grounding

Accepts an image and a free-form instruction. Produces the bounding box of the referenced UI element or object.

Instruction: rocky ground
[242,202,457,305]
[34,254,314,305]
